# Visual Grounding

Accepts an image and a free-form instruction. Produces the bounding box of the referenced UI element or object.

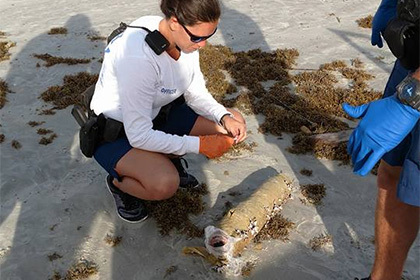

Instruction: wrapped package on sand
[183,173,292,273]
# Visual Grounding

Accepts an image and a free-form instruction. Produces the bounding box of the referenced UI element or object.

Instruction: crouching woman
[90,0,246,222]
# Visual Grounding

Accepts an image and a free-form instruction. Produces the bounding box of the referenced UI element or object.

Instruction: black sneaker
[170,157,200,189]
[354,276,371,280]
[105,175,148,223]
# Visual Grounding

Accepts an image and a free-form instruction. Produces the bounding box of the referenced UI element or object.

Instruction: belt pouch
[80,116,99,158]
[103,118,124,142]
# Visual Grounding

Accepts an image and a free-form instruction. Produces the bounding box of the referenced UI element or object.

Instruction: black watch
[219,113,232,126]
[396,75,420,111]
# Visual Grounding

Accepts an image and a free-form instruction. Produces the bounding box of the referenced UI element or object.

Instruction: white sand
[1,0,419,279]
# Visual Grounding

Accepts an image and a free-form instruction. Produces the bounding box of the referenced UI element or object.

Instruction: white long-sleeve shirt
[91,16,230,155]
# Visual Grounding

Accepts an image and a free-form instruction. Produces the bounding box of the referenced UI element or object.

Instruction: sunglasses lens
[181,24,216,43]
[191,37,204,43]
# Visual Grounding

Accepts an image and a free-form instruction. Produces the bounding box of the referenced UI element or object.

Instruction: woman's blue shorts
[382,60,420,207]
[93,99,199,181]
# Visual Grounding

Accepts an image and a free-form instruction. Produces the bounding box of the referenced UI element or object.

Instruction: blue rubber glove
[371,0,397,48]
[342,95,420,176]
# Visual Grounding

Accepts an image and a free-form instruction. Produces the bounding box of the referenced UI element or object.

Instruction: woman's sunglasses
[180,24,217,43]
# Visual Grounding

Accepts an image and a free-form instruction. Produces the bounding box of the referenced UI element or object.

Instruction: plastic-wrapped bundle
[205,174,291,258]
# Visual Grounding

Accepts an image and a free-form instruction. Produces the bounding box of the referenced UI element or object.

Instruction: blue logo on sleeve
[161,88,177,95]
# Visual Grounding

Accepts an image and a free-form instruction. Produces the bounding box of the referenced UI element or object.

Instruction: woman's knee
[147,174,179,200]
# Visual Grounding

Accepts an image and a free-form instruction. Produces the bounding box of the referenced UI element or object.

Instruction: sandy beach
[1,0,419,279]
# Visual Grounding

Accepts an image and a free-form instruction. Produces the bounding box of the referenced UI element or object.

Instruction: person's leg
[371,160,420,280]
[189,108,245,136]
[113,148,180,201]
[109,107,245,200]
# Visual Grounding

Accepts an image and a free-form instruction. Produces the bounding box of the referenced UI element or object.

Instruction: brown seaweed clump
[11,140,21,149]
[356,15,373,28]
[199,45,360,140]
[104,234,122,247]
[0,31,16,62]
[49,271,62,280]
[199,45,366,144]
[241,261,257,277]
[145,184,209,238]
[28,121,45,127]
[225,48,297,99]
[309,232,333,251]
[48,27,68,35]
[87,34,106,41]
[300,168,313,177]
[199,44,237,102]
[287,132,351,165]
[40,72,98,110]
[33,53,91,67]
[164,265,178,278]
[254,213,295,242]
[351,58,364,68]
[259,81,349,136]
[199,45,298,118]
[37,128,53,135]
[300,184,326,205]
[283,59,381,163]
[217,141,258,160]
[39,108,56,115]
[0,78,12,109]
[202,45,350,139]
[0,134,4,143]
[0,41,16,62]
[319,60,347,71]
[48,252,63,261]
[292,60,381,120]
[49,259,98,280]
[224,48,299,119]
[222,90,257,115]
[39,133,57,145]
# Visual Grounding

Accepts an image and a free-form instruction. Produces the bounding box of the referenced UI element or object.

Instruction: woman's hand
[199,135,235,158]
[221,115,247,143]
